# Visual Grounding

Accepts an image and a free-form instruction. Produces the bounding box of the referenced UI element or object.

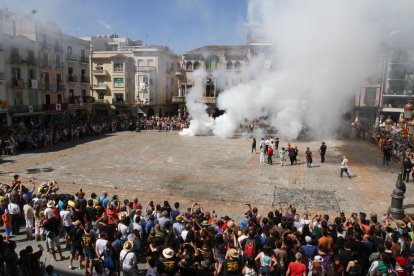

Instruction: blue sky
[2,0,249,54]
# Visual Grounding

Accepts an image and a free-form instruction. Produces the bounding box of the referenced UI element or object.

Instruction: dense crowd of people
[0,116,189,157]
[0,175,413,276]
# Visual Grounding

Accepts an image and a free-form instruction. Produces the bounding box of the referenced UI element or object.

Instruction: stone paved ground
[0,131,411,275]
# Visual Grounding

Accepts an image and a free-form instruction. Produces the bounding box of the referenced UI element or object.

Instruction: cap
[314,255,323,262]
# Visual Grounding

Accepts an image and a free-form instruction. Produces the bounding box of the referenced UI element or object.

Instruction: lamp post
[384,116,393,132]
[136,98,144,132]
[388,172,406,219]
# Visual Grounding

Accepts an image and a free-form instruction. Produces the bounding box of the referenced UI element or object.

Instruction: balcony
[66,54,77,61]
[11,79,24,89]
[136,66,156,72]
[81,76,90,83]
[67,76,77,83]
[93,69,108,76]
[55,62,64,69]
[8,105,46,114]
[112,99,128,106]
[79,56,89,63]
[57,84,65,91]
[204,97,216,104]
[46,103,68,111]
[42,62,52,69]
[10,54,21,64]
[54,45,63,52]
[69,96,95,105]
[96,99,109,104]
[27,58,37,66]
[93,84,108,90]
[172,96,186,103]
[43,84,56,91]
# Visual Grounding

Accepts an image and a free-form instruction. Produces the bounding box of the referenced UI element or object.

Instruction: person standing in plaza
[23,199,35,240]
[305,147,312,168]
[319,142,327,163]
[382,143,391,165]
[259,146,265,164]
[267,143,273,165]
[279,147,287,166]
[252,138,257,154]
[7,196,20,236]
[340,156,351,178]
[288,147,296,165]
[403,157,413,182]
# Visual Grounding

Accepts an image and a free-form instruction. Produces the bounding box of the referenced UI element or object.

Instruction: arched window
[99,93,104,99]
[206,55,220,71]
[234,61,241,71]
[226,62,233,70]
[193,61,200,70]
[186,61,193,71]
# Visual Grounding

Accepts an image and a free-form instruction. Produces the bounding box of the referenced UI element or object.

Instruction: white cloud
[97,20,111,30]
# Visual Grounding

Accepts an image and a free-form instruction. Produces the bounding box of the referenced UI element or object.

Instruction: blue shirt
[301,244,318,259]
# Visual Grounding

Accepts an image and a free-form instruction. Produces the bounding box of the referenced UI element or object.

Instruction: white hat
[162,248,174,259]
[314,255,323,262]
[305,236,312,243]
[47,200,55,208]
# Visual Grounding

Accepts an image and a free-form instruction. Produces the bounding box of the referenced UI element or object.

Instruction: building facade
[0,9,92,125]
[174,45,250,117]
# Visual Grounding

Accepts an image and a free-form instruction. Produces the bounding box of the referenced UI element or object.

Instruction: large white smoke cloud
[183,0,414,139]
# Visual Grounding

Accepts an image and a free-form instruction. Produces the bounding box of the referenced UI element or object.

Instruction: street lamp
[404,101,414,119]
[136,98,145,132]
[384,116,393,132]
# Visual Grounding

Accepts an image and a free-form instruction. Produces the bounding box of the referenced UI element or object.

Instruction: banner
[56,103,61,111]
[29,105,33,113]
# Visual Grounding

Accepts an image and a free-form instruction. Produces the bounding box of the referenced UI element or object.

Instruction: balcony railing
[27,58,36,65]
[55,62,64,69]
[79,56,89,63]
[54,45,63,52]
[57,84,65,91]
[69,96,95,105]
[93,84,108,90]
[81,76,90,83]
[172,96,186,103]
[11,79,24,88]
[93,69,108,75]
[43,84,56,91]
[10,54,20,64]
[67,76,78,83]
[112,99,128,106]
[136,66,156,72]
[46,103,68,111]
[42,62,52,69]
[8,105,46,113]
[96,99,109,104]
[66,54,77,61]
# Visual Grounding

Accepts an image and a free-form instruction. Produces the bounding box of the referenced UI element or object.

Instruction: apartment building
[0,9,92,125]
[91,50,136,115]
[62,34,92,117]
[89,36,178,117]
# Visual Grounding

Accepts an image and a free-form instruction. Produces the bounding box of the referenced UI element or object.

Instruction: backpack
[244,239,257,258]
[103,250,116,270]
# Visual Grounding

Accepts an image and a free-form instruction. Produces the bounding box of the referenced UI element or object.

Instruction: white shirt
[8,203,20,215]
[95,238,108,256]
[60,210,73,227]
[120,249,137,273]
[23,204,34,219]
[181,230,188,241]
[341,159,349,169]
[117,223,129,240]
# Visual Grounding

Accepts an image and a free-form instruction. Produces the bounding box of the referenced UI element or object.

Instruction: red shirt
[288,262,306,276]
[132,203,142,210]
[106,208,118,225]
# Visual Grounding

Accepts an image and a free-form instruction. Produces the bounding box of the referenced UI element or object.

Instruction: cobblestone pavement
[0,131,410,275]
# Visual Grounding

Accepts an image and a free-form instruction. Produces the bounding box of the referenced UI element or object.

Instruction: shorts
[64,226,73,234]
[83,248,94,260]
[71,244,84,257]
[46,233,60,248]
[4,226,11,234]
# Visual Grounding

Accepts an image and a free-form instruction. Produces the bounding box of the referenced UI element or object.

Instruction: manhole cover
[272,186,339,211]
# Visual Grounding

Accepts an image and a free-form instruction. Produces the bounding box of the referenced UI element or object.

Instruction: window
[96,64,103,70]
[57,94,62,104]
[114,93,124,102]
[28,50,35,64]
[67,46,73,54]
[81,49,85,58]
[137,59,144,67]
[43,53,49,65]
[56,55,61,67]
[28,69,36,80]
[69,89,74,98]
[148,59,154,67]
[113,78,124,88]
[82,89,86,98]
[113,63,124,72]
[99,93,104,99]
[12,68,21,80]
